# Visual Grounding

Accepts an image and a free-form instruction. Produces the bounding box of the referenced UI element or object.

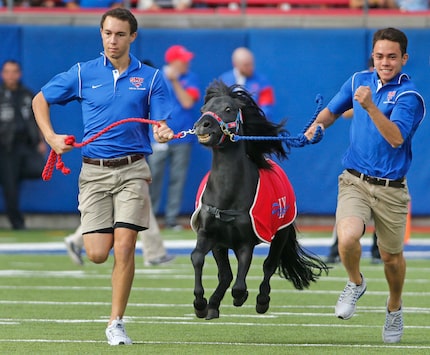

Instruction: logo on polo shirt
[130,77,144,88]
[384,90,397,104]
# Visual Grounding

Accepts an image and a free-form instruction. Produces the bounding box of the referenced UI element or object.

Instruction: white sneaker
[383,302,403,343]
[105,317,132,346]
[335,273,367,320]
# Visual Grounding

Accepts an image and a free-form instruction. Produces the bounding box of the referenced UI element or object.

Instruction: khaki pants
[336,170,410,254]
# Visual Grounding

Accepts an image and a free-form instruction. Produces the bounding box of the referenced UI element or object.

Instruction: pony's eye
[225,107,231,113]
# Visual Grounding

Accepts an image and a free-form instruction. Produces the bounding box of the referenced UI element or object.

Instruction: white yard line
[1,238,430,252]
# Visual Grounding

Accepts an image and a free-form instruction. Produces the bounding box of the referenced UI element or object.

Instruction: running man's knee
[337,217,365,247]
[86,249,110,264]
[83,231,114,264]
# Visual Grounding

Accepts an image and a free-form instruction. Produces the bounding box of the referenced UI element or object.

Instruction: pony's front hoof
[256,302,270,314]
[194,299,208,318]
[206,308,219,320]
[233,290,248,307]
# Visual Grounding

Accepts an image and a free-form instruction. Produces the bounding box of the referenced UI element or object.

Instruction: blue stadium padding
[0,26,21,67]
[0,26,429,216]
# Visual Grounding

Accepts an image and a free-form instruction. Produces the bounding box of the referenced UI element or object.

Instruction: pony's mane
[205,80,290,169]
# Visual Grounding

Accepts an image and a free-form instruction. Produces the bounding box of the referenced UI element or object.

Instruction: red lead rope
[42,118,172,181]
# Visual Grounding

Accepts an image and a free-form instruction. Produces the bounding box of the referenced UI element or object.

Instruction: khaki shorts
[336,170,410,254]
[78,158,152,234]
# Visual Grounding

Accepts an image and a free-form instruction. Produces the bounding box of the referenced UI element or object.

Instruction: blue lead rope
[232,94,324,148]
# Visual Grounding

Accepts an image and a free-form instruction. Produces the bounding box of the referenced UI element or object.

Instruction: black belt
[347,169,405,188]
[83,154,144,168]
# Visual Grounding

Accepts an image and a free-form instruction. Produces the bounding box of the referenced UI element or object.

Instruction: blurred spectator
[148,45,201,230]
[219,47,275,119]
[61,0,123,9]
[387,0,429,11]
[137,0,192,10]
[0,60,47,230]
[7,0,124,6]
[349,0,387,8]
[350,0,428,10]
[25,0,59,6]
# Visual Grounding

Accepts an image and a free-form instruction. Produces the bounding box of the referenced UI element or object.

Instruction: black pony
[190,80,328,320]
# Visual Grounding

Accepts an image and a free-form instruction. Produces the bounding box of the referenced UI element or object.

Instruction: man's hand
[164,65,180,82]
[354,86,373,110]
[46,133,74,155]
[304,123,325,141]
[153,121,174,143]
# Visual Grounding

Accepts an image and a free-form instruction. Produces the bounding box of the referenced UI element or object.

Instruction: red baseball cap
[165,45,194,63]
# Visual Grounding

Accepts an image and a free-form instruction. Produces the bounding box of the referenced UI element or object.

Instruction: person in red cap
[148,44,201,230]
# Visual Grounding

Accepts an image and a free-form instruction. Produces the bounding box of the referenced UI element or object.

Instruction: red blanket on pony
[191,160,297,244]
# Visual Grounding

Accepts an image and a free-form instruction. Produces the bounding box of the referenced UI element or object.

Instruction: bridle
[195,108,246,221]
[196,109,243,146]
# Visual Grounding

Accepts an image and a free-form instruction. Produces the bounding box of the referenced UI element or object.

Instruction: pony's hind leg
[256,232,287,314]
[206,247,233,320]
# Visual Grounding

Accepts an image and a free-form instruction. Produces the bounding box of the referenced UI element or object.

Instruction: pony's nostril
[203,121,211,128]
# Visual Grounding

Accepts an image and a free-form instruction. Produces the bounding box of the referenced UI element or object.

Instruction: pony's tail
[278,225,330,290]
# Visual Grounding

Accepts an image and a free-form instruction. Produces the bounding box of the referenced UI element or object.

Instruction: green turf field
[1,228,429,354]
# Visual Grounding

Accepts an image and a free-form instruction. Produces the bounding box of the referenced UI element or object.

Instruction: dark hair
[100,8,138,35]
[1,59,21,71]
[372,27,408,56]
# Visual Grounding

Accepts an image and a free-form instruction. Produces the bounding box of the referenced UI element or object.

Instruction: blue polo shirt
[327,70,425,180]
[42,53,172,159]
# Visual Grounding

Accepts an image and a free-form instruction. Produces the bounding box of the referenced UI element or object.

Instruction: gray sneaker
[383,303,403,343]
[335,273,367,320]
[64,237,84,266]
[144,254,175,267]
[105,317,132,346]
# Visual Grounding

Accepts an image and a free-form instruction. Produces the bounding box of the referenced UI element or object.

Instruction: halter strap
[197,109,243,146]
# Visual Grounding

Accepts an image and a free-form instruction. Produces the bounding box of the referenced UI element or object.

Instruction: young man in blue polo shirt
[305,27,425,343]
[32,8,174,346]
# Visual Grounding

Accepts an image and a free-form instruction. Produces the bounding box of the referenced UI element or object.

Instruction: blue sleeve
[327,76,354,115]
[392,92,425,140]
[149,70,173,121]
[41,64,80,106]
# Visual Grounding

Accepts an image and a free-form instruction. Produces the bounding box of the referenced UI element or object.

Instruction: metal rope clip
[177,129,196,138]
